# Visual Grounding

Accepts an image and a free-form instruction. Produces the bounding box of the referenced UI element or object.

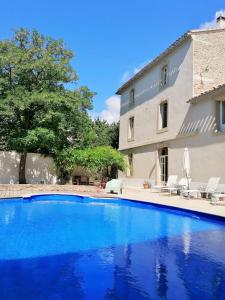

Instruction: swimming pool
[0,194,225,300]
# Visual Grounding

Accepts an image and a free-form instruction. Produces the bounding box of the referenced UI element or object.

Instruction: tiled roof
[116,28,225,95]
[188,83,225,103]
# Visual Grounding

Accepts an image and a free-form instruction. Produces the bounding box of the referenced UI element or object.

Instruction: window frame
[158,100,168,131]
[160,64,168,88]
[128,116,135,141]
[220,101,225,131]
[128,153,133,177]
[129,88,135,107]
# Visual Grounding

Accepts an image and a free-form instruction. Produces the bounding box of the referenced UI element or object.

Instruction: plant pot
[201,192,207,198]
[143,183,150,189]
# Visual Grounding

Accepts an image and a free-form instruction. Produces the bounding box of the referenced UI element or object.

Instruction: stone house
[117,16,225,185]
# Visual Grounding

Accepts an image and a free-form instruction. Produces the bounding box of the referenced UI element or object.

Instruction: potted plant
[220,193,225,202]
[143,181,150,189]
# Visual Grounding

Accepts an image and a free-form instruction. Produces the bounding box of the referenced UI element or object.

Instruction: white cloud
[200,10,225,29]
[121,59,151,83]
[93,95,120,124]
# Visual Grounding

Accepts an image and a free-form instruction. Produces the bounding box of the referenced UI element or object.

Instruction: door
[159,148,168,185]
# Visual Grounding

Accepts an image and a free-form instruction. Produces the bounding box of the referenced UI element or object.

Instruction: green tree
[0,28,96,183]
[109,121,119,149]
[56,146,125,183]
[93,119,119,149]
[93,118,111,147]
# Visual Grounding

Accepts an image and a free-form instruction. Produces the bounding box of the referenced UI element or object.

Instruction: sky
[0,0,224,123]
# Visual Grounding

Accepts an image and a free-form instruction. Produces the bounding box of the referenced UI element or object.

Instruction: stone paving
[122,187,225,218]
[0,184,224,218]
[0,184,108,198]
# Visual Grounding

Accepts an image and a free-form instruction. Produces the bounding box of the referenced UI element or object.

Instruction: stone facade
[193,30,225,95]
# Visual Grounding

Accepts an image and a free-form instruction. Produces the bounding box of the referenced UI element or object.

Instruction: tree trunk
[65,175,73,185]
[19,152,27,184]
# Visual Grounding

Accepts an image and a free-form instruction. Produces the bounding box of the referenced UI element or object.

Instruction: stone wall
[193,29,225,96]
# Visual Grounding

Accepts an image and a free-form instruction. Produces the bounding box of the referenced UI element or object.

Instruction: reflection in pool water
[0,195,225,299]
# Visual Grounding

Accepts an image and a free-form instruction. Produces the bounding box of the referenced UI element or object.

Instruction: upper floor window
[219,101,225,131]
[129,88,135,106]
[128,116,134,141]
[161,65,168,87]
[159,101,168,129]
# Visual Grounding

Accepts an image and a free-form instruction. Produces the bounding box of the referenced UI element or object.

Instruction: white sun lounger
[182,177,220,199]
[153,175,178,193]
[161,177,192,195]
[211,192,225,205]
[105,179,123,194]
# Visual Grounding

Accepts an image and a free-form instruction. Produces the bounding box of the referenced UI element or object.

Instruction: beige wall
[171,94,225,182]
[193,30,225,95]
[170,135,225,183]
[120,95,225,184]
[120,144,156,179]
[119,38,193,151]
[0,151,57,184]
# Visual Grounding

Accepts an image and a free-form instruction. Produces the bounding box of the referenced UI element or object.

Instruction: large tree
[0,28,96,183]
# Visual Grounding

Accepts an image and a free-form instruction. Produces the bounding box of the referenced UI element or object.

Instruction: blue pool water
[0,195,225,300]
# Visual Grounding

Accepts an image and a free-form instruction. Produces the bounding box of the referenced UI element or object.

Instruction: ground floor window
[159,147,168,184]
[128,153,133,176]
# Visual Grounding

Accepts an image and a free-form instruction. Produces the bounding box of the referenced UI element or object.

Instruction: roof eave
[116,31,191,95]
[116,27,225,95]
[187,84,225,103]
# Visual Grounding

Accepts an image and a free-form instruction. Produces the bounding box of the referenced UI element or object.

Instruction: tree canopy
[0,28,97,183]
[93,119,119,149]
[0,28,121,183]
[56,146,125,183]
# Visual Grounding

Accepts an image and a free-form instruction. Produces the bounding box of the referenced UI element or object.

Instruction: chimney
[216,15,225,29]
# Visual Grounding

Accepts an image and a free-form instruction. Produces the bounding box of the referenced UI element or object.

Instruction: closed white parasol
[183,148,191,189]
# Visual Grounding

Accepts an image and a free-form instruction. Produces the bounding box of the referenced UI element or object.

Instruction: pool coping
[121,197,225,222]
[2,192,224,222]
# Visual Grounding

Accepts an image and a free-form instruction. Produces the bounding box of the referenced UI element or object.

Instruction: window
[161,65,168,87]
[129,88,135,106]
[128,116,134,141]
[219,101,225,131]
[128,153,133,176]
[159,101,168,129]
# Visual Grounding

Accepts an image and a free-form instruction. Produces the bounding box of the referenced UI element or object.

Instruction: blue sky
[0,0,224,122]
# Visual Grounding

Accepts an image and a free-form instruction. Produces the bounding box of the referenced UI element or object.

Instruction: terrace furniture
[162,177,192,196]
[211,192,225,205]
[182,177,220,199]
[105,179,123,194]
[73,176,90,185]
[153,175,178,193]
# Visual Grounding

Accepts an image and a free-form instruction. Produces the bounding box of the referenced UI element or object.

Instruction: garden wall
[0,151,57,184]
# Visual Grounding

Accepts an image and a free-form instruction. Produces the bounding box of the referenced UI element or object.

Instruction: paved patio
[122,187,225,218]
[0,184,224,218]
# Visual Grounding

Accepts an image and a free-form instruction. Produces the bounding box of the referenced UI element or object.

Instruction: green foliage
[108,121,119,149]
[56,146,125,181]
[0,88,96,154]
[0,28,77,96]
[93,118,119,149]
[0,28,96,155]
